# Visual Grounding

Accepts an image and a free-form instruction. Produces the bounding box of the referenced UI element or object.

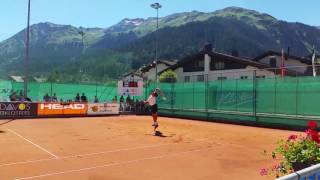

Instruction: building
[253,51,313,75]
[159,45,300,83]
[139,60,177,82]
[10,76,24,82]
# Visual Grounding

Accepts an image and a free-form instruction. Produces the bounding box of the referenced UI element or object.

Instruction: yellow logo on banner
[91,106,98,112]
[18,104,26,110]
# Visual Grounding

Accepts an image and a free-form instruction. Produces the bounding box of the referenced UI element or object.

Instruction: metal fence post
[205,74,209,119]
[220,72,222,111]
[193,75,195,111]
[295,73,299,118]
[171,79,174,112]
[253,70,257,122]
[95,81,98,97]
[236,78,238,112]
[274,70,277,114]
[50,80,53,97]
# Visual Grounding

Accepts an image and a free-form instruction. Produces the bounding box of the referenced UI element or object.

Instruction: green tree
[159,70,177,83]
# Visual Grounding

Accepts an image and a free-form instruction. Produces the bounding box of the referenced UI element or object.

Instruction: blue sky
[0,0,319,41]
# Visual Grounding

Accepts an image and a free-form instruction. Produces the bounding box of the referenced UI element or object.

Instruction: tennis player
[145,88,165,131]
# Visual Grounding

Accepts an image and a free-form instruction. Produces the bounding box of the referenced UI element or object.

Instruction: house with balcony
[159,44,301,83]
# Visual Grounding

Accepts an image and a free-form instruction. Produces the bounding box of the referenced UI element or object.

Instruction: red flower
[306,129,320,143]
[287,135,298,141]
[308,121,318,129]
[260,168,268,176]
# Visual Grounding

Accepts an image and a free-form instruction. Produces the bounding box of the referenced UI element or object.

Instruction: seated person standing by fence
[75,93,80,102]
[9,92,17,101]
[126,95,132,111]
[43,93,50,102]
[18,90,24,101]
[51,93,58,102]
[81,93,87,102]
[120,95,124,111]
[112,96,117,103]
[93,96,99,103]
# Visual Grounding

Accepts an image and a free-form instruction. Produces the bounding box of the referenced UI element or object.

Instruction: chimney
[204,43,213,52]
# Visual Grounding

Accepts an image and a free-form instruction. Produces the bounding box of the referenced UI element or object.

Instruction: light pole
[24,0,31,98]
[150,2,161,86]
[78,30,85,53]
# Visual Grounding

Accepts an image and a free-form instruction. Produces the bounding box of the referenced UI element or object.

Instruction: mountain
[0,7,320,82]
[121,7,320,68]
[0,22,105,77]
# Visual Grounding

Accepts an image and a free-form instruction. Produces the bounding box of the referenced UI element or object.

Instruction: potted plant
[261,121,320,178]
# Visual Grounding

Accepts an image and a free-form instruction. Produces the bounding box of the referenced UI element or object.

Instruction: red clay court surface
[0,116,298,180]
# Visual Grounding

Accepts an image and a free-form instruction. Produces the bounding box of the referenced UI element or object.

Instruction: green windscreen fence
[0,80,119,102]
[2,76,320,126]
[152,76,320,126]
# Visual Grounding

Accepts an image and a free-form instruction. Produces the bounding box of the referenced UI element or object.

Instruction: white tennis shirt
[147,95,157,106]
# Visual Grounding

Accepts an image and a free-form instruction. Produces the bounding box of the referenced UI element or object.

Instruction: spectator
[126,95,132,111]
[120,95,124,111]
[112,96,118,103]
[75,93,80,102]
[52,93,58,102]
[18,90,24,101]
[94,96,99,103]
[81,93,88,102]
[9,92,17,101]
[43,93,50,102]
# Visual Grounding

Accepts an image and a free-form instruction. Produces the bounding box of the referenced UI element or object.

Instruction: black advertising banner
[0,102,37,118]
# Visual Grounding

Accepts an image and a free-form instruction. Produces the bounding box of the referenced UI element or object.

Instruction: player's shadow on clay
[155,131,168,137]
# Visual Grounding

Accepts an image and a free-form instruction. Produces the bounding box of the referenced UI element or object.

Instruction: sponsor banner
[0,102,37,118]
[38,103,88,115]
[88,103,119,115]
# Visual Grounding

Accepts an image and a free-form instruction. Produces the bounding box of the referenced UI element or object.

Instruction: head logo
[40,103,86,110]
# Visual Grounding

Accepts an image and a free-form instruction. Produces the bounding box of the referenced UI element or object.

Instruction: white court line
[14,147,213,180]
[0,142,180,167]
[7,129,58,159]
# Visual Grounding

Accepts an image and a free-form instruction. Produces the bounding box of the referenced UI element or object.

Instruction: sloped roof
[140,59,177,73]
[159,50,302,76]
[254,51,312,65]
[10,76,24,82]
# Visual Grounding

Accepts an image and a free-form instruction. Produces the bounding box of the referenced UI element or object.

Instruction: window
[270,57,277,67]
[197,75,204,82]
[215,62,225,70]
[210,60,226,70]
[256,75,266,79]
[198,60,204,68]
[217,77,227,80]
[184,76,190,82]
[183,59,205,72]
[240,76,248,80]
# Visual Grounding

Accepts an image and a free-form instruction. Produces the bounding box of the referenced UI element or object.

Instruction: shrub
[261,121,320,178]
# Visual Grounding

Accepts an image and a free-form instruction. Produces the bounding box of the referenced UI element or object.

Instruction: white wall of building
[174,53,275,83]
[258,55,308,74]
